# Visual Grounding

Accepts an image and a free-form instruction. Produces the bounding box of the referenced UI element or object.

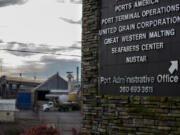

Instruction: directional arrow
[169,60,178,74]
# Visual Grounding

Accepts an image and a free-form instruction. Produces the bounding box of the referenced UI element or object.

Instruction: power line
[0,48,81,57]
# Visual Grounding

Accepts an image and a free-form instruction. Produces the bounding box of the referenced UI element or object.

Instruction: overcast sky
[0,0,82,80]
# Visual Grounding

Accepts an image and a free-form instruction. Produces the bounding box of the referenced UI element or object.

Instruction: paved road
[16,110,82,134]
[39,111,82,131]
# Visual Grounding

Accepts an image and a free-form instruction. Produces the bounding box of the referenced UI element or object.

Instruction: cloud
[57,0,82,4]
[0,40,81,79]
[1,42,81,80]
[1,41,81,57]
[0,39,4,43]
[57,0,64,3]
[70,0,82,4]
[4,60,44,76]
[38,56,81,79]
[76,41,81,44]
[8,56,81,80]
[69,43,81,50]
[0,0,28,7]
[59,17,81,24]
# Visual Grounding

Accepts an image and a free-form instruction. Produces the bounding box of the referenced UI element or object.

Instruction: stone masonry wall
[82,0,180,134]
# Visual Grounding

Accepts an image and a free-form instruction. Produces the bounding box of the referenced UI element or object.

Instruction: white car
[42,101,54,112]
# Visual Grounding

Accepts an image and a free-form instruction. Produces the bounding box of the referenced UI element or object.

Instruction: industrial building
[0,75,41,99]
[34,72,68,101]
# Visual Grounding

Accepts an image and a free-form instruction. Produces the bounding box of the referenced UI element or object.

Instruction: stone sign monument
[99,0,180,96]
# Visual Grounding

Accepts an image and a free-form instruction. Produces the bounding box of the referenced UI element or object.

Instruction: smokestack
[76,66,79,83]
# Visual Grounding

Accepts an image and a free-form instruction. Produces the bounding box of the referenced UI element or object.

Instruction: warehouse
[34,72,68,101]
[0,75,41,99]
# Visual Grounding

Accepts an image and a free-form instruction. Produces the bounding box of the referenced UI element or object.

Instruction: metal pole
[76,66,79,83]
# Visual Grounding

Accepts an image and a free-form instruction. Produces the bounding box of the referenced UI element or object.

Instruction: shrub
[20,124,60,135]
